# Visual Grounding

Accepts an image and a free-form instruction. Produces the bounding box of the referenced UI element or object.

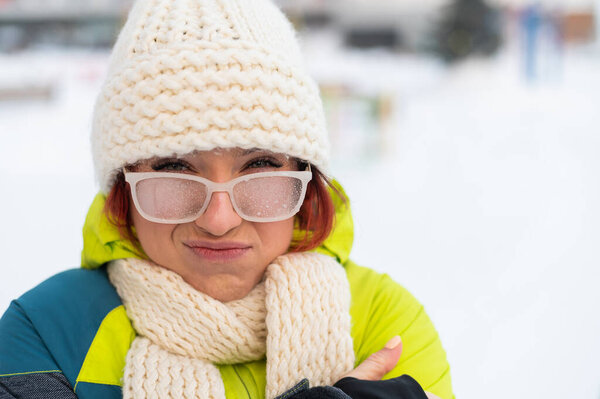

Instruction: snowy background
[1,17,600,399]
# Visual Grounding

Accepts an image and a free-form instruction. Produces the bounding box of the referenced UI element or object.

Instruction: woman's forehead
[194,148,289,158]
[132,148,293,166]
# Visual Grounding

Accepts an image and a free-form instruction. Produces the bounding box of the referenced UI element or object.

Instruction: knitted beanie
[92,0,330,193]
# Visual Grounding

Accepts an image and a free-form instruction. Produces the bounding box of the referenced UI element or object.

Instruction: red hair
[104,170,138,248]
[103,166,345,253]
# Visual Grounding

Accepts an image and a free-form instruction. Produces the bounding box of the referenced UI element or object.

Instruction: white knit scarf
[107,252,355,399]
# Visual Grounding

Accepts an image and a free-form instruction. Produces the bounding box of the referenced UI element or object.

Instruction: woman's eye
[246,158,282,169]
[152,160,189,171]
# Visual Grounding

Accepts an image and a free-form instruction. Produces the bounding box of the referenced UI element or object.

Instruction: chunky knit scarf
[107,252,355,399]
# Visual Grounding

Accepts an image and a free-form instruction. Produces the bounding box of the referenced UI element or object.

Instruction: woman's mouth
[183,241,251,262]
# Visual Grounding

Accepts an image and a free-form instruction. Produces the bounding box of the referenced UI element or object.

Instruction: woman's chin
[182,270,261,302]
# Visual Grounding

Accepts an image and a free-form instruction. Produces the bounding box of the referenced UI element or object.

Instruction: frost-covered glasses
[124,168,312,223]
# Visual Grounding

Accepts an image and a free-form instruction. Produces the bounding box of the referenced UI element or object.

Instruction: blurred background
[1,0,599,398]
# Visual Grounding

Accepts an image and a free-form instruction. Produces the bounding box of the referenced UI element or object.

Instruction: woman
[0,0,453,398]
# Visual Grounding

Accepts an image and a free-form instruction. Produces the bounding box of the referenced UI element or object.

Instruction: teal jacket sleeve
[0,300,77,397]
[0,300,64,373]
[0,267,124,399]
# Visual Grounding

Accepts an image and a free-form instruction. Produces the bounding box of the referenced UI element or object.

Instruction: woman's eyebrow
[241,148,263,156]
[240,149,288,158]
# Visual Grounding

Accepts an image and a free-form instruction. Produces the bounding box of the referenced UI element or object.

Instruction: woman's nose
[194,191,242,236]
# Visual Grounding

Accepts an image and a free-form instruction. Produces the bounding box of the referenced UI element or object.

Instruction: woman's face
[128,148,297,302]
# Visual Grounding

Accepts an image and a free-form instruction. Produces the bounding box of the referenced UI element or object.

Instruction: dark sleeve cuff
[0,372,77,399]
[275,378,352,399]
[333,375,429,399]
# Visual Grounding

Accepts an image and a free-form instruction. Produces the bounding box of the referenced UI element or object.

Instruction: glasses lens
[233,176,304,220]
[135,177,208,221]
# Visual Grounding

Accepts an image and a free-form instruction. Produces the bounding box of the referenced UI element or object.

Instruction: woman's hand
[344,336,404,380]
[342,336,442,399]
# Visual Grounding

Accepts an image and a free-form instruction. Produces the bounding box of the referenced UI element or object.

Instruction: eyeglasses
[124,168,312,224]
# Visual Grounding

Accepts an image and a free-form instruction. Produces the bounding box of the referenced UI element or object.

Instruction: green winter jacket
[0,185,454,399]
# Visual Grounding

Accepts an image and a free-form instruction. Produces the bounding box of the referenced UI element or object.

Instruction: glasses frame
[124,167,313,224]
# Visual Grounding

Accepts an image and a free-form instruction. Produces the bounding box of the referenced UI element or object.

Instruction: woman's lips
[184,241,251,262]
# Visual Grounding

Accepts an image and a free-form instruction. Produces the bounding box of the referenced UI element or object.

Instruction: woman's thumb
[343,336,403,381]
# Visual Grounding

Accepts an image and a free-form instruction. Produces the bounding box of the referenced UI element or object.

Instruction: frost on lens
[234,176,303,219]
[138,177,207,220]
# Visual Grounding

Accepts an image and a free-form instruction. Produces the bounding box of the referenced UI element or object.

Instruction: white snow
[1,45,599,398]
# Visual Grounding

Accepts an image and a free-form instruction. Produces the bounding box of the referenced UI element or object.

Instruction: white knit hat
[92,0,330,193]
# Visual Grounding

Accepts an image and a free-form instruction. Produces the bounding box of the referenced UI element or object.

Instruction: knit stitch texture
[107,252,354,398]
[92,0,330,193]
